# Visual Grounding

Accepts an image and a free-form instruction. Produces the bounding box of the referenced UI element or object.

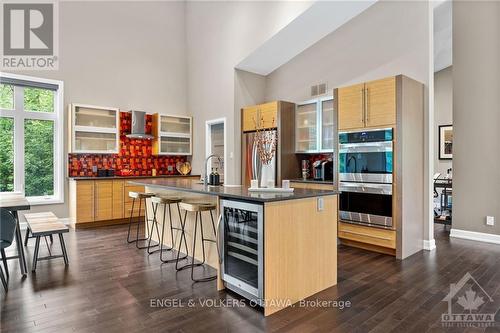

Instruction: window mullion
[13,86,25,195]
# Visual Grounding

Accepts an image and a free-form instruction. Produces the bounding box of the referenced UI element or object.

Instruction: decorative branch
[253,112,277,165]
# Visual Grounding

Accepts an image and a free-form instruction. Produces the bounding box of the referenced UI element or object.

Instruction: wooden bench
[24,212,58,245]
[24,213,69,272]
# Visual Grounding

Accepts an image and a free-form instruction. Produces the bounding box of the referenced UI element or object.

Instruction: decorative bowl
[176,161,192,175]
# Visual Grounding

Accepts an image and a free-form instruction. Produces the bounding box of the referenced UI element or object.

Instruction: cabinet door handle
[364,87,369,122]
[361,88,365,124]
[340,229,392,241]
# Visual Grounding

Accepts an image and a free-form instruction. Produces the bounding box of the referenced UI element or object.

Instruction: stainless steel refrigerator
[242,130,277,188]
[240,101,297,188]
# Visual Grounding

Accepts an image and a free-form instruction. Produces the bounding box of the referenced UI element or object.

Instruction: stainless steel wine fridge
[220,199,264,304]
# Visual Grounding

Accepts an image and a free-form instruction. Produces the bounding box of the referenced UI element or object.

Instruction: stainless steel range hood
[126,110,154,139]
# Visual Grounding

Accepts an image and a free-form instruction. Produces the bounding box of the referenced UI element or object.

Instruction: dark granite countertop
[69,175,200,180]
[290,179,335,185]
[128,178,339,203]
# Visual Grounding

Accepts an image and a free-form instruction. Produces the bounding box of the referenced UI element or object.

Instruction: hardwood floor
[1,224,500,332]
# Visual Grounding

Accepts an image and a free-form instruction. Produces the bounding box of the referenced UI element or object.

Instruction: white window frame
[0,72,64,205]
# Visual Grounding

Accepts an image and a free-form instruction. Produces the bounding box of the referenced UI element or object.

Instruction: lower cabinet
[69,179,147,227]
[72,180,95,223]
[95,181,113,221]
[289,181,334,191]
[338,222,396,255]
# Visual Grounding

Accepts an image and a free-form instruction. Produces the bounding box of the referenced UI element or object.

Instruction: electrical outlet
[486,216,495,226]
[317,197,324,211]
[167,165,173,172]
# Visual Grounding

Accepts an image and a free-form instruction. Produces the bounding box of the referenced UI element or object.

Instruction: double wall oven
[339,128,394,228]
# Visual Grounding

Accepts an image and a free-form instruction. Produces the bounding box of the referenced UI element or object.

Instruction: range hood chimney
[126,110,154,139]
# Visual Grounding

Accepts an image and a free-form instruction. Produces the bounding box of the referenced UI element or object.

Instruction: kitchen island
[130,178,339,316]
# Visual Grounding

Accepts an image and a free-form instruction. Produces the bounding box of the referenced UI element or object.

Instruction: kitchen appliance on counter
[301,159,310,180]
[220,199,264,305]
[313,160,323,180]
[339,128,394,228]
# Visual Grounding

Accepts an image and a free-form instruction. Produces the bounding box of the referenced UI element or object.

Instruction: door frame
[205,117,227,180]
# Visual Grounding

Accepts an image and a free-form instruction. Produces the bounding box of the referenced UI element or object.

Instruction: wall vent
[310,83,328,97]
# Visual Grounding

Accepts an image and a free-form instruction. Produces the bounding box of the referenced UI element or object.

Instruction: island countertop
[129,178,339,203]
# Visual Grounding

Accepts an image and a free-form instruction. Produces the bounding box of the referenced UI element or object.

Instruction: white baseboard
[19,217,71,230]
[423,239,436,251]
[450,228,500,245]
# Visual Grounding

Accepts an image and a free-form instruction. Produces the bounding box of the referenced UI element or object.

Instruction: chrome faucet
[204,154,223,186]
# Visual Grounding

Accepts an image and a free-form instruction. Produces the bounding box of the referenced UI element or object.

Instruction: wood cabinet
[290,182,334,191]
[72,181,94,223]
[365,77,396,127]
[69,177,197,227]
[338,222,396,253]
[338,83,365,130]
[112,180,124,219]
[152,114,192,155]
[94,181,113,221]
[242,101,278,132]
[68,104,120,154]
[338,77,396,130]
[335,75,425,259]
[124,184,146,219]
[264,195,337,316]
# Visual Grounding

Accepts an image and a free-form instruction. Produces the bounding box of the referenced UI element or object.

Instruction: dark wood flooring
[1,224,500,332]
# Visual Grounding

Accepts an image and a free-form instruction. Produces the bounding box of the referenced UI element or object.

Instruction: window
[0,74,64,204]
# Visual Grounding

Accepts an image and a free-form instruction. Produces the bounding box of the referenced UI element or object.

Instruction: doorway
[205,118,226,183]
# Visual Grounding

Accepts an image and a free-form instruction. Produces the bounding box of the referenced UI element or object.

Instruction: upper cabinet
[295,96,334,153]
[68,104,120,154]
[242,101,278,132]
[152,114,192,155]
[338,76,396,130]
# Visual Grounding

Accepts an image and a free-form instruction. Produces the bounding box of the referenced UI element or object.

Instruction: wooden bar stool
[24,212,58,246]
[127,192,155,249]
[176,201,218,282]
[149,196,188,263]
[27,219,69,272]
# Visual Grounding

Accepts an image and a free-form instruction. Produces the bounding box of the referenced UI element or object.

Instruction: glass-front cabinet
[295,102,318,152]
[321,98,335,151]
[295,96,334,153]
[69,104,120,153]
[153,114,192,155]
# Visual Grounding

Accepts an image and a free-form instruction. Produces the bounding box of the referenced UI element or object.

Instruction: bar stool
[176,201,218,282]
[148,196,188,263]
[127,192,155,249]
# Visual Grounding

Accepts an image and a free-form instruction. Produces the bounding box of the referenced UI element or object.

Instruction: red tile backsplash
[68,112,187,177]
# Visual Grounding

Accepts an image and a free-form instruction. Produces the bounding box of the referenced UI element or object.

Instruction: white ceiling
[236,0,377,76]
[434,0,452,72]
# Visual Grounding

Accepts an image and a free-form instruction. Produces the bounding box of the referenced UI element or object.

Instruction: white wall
[185,1,313,184]
[434,66,452,176]
[264,0,433,243]
[265,1,430,101]
[6,1,188,219]
[452,1,500,235]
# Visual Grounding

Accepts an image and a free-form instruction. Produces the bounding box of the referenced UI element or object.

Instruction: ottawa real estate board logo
[442,272,498,328]
[1,1,58,70]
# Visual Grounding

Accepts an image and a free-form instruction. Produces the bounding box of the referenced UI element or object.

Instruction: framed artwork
[439,125,453,160]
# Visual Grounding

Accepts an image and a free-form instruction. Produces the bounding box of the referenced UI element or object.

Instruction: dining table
[0,196,30,276]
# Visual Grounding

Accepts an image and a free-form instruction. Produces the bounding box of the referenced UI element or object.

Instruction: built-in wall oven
[220,199,264,305]
[339,128,394,228]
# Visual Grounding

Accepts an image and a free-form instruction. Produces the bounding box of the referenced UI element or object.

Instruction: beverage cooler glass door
[221,200,264,301]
